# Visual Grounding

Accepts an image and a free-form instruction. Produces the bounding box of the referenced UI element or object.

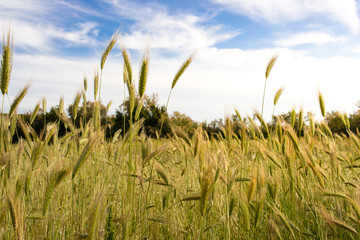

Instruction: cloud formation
[105,0,239,51]
[275,31,346,47]
[210,0,360,32]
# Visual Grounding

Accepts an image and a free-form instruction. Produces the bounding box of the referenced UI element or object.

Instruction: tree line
[11,95,360,142]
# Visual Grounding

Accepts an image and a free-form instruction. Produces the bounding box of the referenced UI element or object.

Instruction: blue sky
[1,0,360,122]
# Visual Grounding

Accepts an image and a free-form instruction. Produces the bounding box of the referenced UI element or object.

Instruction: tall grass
[1,30,360,240]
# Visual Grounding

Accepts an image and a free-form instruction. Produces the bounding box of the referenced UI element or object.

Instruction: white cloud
[0,20,99,52]
[106,0,239,51]
[46,22,99,45]
[0,0,49,15]
[210,0,360,32]
[122,15,236,51]
[275,31,346,47]
[0,1,100,52]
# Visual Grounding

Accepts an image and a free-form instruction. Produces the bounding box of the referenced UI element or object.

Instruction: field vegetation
[2,29,360,239]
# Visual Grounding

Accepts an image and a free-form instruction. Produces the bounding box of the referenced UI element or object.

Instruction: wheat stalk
[83,75,88,91]
[308,112,315,136]
[72,137,96,179]
[290,109,296,128]
[94,69,99,101]
[265,54,278,79]
[72,91,81,121]
[100,30,119,71]
[99,30,119,100]
[88,190,105,240]
[59,95,64,113]
[121,45,132,85]
[1,28,13,95]
[171,52,195,90]
[43,167,70,216]
[298,107,303,133]
[234,108,242,122]
[273,86,285,115]
[255,111,269,135]
[261,53,279,117]
[7,196,23,240]
[30,101,40,125]
[9,82,31,118]
[240,201,250,231]
[138,46,150,99]
[318,90,325,118]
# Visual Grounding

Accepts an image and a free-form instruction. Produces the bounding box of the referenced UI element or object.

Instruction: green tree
[67,101,107,128]
[325,111,347,135]
[171,111,198,137]
[113,94,171,138]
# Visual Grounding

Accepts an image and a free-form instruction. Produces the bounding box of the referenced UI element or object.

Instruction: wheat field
[1,29,360,240]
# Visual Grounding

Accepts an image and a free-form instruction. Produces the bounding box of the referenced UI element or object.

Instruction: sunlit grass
[1,29,360,240]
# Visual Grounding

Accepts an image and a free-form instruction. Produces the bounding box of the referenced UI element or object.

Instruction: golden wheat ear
[318,90,325,118]
[273,86,285,106]
[265,53,278,79]
[9,82,31,118]
[261,53,279,117]
[171,51,196,90]
[100,30,119,71]
[1,28,13,96]
[93,69,99,101]
[138,45,150,99]
[121,45,133,85]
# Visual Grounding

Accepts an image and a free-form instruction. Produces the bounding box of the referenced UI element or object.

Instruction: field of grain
[1,29,360,240]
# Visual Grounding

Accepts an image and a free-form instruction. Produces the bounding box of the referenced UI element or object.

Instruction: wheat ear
[94,69,99,101]
[100,30,119,71]
[273,86,285,115]
[30,101,41,124]
[59,95,64,113]
[1,28,13,95]
[318,90,325,117]
[83,75,88,91]
[171,51,196,89]
[261,53,279,117]
[72,91,81,120]
[121,45,132,85]
[138,46,150,99]
[9,82,31,118]
[99,30,119,100]
[72,137,96,179]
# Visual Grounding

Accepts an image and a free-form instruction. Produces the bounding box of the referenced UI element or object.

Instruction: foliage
[114,94,172,138]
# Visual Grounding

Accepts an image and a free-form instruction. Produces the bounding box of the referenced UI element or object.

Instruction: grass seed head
[265,53,278,79]
[94,69,99,100]
[30,101,41,124]
[171,51,196,90]
[72,91,81,120]
[72,137,97,179]
[318,90,325,117]
[59,95,64,114]
[9,82,31,118]
[298,107,303,132]
[42,97,46,114]
[101,30,119,70]
[138,46,150,99]
[121,45,132,84]
[1,28,13,95]
[274,86,285,106]
[83,75,88,91]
